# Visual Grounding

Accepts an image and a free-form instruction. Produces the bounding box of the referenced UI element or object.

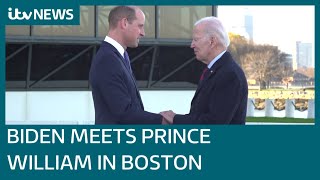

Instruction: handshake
[160,110,176,125]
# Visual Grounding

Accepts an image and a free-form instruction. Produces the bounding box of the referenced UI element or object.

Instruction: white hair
[194,16,230,48]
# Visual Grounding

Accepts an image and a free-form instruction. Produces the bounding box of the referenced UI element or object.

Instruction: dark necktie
[200,67,209,81]
[123,51,132,73]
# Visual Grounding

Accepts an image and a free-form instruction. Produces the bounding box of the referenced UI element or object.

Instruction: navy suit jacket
[89,41,162,124]
[174,52,248,124]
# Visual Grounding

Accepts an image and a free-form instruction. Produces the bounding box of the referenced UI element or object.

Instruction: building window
[158,6,212,39]
[149,46,203,89]
[6,44,29,88]
[97,6,155,39]
[32,6,95,37]
[6,26,30,36]
[30,44,93,89]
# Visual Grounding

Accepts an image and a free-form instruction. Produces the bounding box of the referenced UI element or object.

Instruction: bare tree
[228,33,292,89]
[242,46,281,89]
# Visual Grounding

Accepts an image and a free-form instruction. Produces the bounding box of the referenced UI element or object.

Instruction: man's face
[190,24,211,64]
[125,9,145,48]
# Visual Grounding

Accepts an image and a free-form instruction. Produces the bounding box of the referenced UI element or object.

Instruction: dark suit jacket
[174,52,248,124]
[89,41,162,124]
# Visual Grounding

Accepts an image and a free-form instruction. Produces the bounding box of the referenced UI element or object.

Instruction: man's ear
[210,36,217,47]
[119,18,128,29]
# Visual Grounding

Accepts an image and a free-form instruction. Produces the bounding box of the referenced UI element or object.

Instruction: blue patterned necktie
[123,51,132,73]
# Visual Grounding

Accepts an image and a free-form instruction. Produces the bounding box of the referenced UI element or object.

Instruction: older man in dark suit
[89,6,165,124]
[161,17,248,124]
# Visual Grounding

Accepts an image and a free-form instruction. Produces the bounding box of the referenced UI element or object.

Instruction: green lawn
[246,117,314,123]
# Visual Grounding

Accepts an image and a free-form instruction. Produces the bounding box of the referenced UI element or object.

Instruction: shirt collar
[207,50,226,69]
[104,36,125,58]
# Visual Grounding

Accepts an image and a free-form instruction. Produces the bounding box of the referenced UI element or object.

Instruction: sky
[217,6,315,67]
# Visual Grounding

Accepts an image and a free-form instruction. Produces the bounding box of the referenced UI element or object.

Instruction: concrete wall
[5,91,314,125]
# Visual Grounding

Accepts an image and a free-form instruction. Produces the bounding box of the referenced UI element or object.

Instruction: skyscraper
[244,11,253,42]
[296,41,313,68]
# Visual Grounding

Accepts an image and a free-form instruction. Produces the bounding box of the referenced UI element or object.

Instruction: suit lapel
[191,52,232,105]
[192,66,217,104]
[103,42,144,109]
[116,53,144,109]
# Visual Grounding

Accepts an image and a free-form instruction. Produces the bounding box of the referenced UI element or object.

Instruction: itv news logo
[8,7,74,21]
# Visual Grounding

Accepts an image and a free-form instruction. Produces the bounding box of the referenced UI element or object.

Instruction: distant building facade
[296,41,313,68]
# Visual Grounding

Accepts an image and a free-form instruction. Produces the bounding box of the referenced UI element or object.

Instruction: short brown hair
[108,6,137,29]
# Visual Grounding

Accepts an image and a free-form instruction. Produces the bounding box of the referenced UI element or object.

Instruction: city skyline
[218,6,314,67]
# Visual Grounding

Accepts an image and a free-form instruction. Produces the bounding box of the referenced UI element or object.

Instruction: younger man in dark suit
[90,6,166,124]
